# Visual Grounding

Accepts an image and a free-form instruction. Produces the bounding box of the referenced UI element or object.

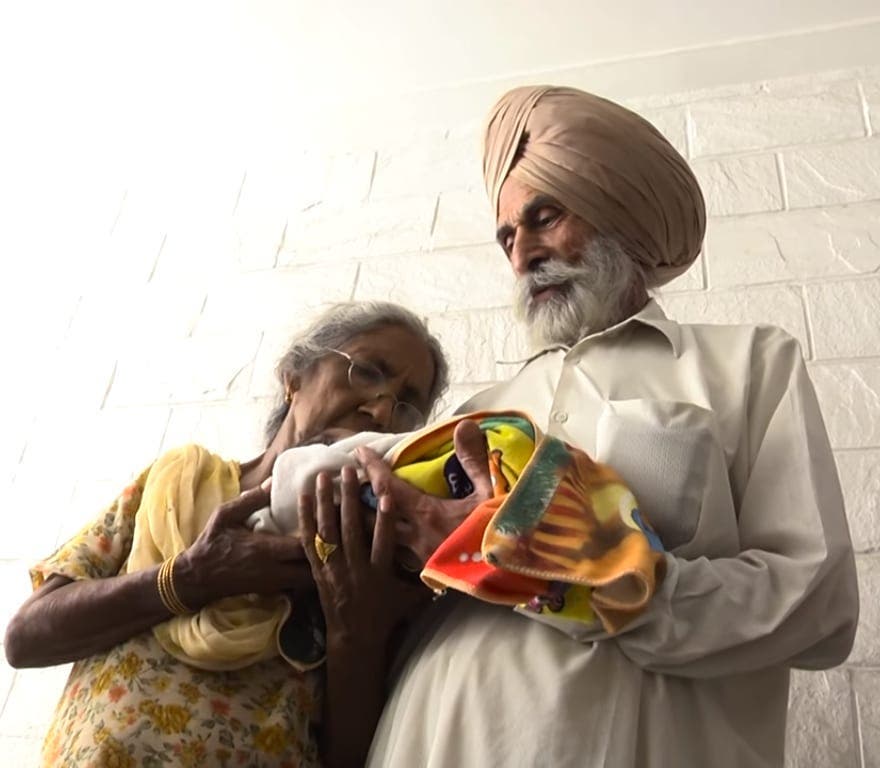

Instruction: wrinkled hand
[355,419,493,568]
[176,483,312,608]
[299,466,428,653]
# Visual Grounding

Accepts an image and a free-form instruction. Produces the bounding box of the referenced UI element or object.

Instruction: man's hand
[355,419,493,567]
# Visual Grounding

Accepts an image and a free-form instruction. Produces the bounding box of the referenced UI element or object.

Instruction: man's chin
[526,313,581,348]
[530,284,567,306]
[525,295,606,347]
[524,286,568,319]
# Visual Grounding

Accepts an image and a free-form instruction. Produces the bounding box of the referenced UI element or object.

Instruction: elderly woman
[4,301,449,768]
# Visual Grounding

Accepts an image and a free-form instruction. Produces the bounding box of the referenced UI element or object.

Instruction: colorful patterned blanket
[391,411,666,633]
[128,411,665,671]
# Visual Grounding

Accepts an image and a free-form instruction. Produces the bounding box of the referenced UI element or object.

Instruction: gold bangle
[160,556,189,615]
[157,555,192,615]
[157,558,176,614]
[167,554,192,614]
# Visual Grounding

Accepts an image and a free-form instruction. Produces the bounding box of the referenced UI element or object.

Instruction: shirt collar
[500,298,682,367]
[625,298,682,357]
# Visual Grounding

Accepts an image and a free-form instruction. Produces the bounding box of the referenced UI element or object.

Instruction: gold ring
[314,532,339,564]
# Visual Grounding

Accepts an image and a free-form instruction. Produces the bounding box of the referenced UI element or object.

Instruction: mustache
[519,259,587,293]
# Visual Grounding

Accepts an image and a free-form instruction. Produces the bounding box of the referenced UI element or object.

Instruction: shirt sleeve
[612,330,859,678]
[30,465,152,589]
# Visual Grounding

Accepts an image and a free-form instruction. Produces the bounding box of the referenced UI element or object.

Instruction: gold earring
[285,391,292,404]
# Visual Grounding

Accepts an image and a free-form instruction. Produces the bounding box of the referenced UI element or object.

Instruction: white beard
[513,238,644,348]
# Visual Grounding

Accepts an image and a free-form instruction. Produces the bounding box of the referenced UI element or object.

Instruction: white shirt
[367,300,858,768]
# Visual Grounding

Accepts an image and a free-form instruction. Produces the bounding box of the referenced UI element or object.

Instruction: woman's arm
[5,485,311,668]
[299,468,429,768]
[5,568,171,667]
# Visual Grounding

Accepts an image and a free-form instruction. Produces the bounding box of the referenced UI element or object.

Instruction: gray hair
[264,301,450,445]
[513,237,647,348]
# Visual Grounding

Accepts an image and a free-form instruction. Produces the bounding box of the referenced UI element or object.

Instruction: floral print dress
[31,462,321,768]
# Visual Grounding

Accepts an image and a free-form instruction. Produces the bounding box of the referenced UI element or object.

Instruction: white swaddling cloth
[246,431,406,535]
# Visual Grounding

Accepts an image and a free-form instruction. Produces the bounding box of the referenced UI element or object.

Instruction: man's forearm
[321,638,387,768]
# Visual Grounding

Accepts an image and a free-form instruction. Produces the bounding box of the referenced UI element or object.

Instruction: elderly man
[360,86,858,768]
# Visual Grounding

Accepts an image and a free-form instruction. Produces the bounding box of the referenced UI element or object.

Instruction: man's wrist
[326,631,388,666]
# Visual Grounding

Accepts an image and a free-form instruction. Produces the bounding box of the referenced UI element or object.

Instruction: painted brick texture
[2,65,879,766]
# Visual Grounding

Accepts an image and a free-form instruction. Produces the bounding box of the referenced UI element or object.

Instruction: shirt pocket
[595,399,720,553]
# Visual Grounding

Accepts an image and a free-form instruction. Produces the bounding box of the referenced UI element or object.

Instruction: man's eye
[537,209,559,227]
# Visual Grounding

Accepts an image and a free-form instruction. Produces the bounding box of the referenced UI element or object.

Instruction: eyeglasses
[326,349,426,432]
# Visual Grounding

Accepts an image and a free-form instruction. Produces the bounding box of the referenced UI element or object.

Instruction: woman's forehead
[341,324,421,354]
[341,326,435,393]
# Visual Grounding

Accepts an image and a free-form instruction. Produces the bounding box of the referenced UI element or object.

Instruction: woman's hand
[298,466,426,654]
[176,484,313,609]
[355,419,493,567]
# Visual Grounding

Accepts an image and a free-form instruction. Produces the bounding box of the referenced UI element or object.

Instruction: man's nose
[509,231,549,276]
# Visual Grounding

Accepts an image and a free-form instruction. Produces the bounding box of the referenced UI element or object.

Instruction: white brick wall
[784,141,880,208]
[693,153,784,216]
[705,202,880,287]
[688,81,866,157]
[3,65,880,767]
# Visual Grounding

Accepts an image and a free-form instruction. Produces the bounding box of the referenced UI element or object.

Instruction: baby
[247,429,403,535]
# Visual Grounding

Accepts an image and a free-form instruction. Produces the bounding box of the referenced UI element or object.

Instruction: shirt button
[552,411,569,423]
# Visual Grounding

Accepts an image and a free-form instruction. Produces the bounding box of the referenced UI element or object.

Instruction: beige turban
[482,86,706,287]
